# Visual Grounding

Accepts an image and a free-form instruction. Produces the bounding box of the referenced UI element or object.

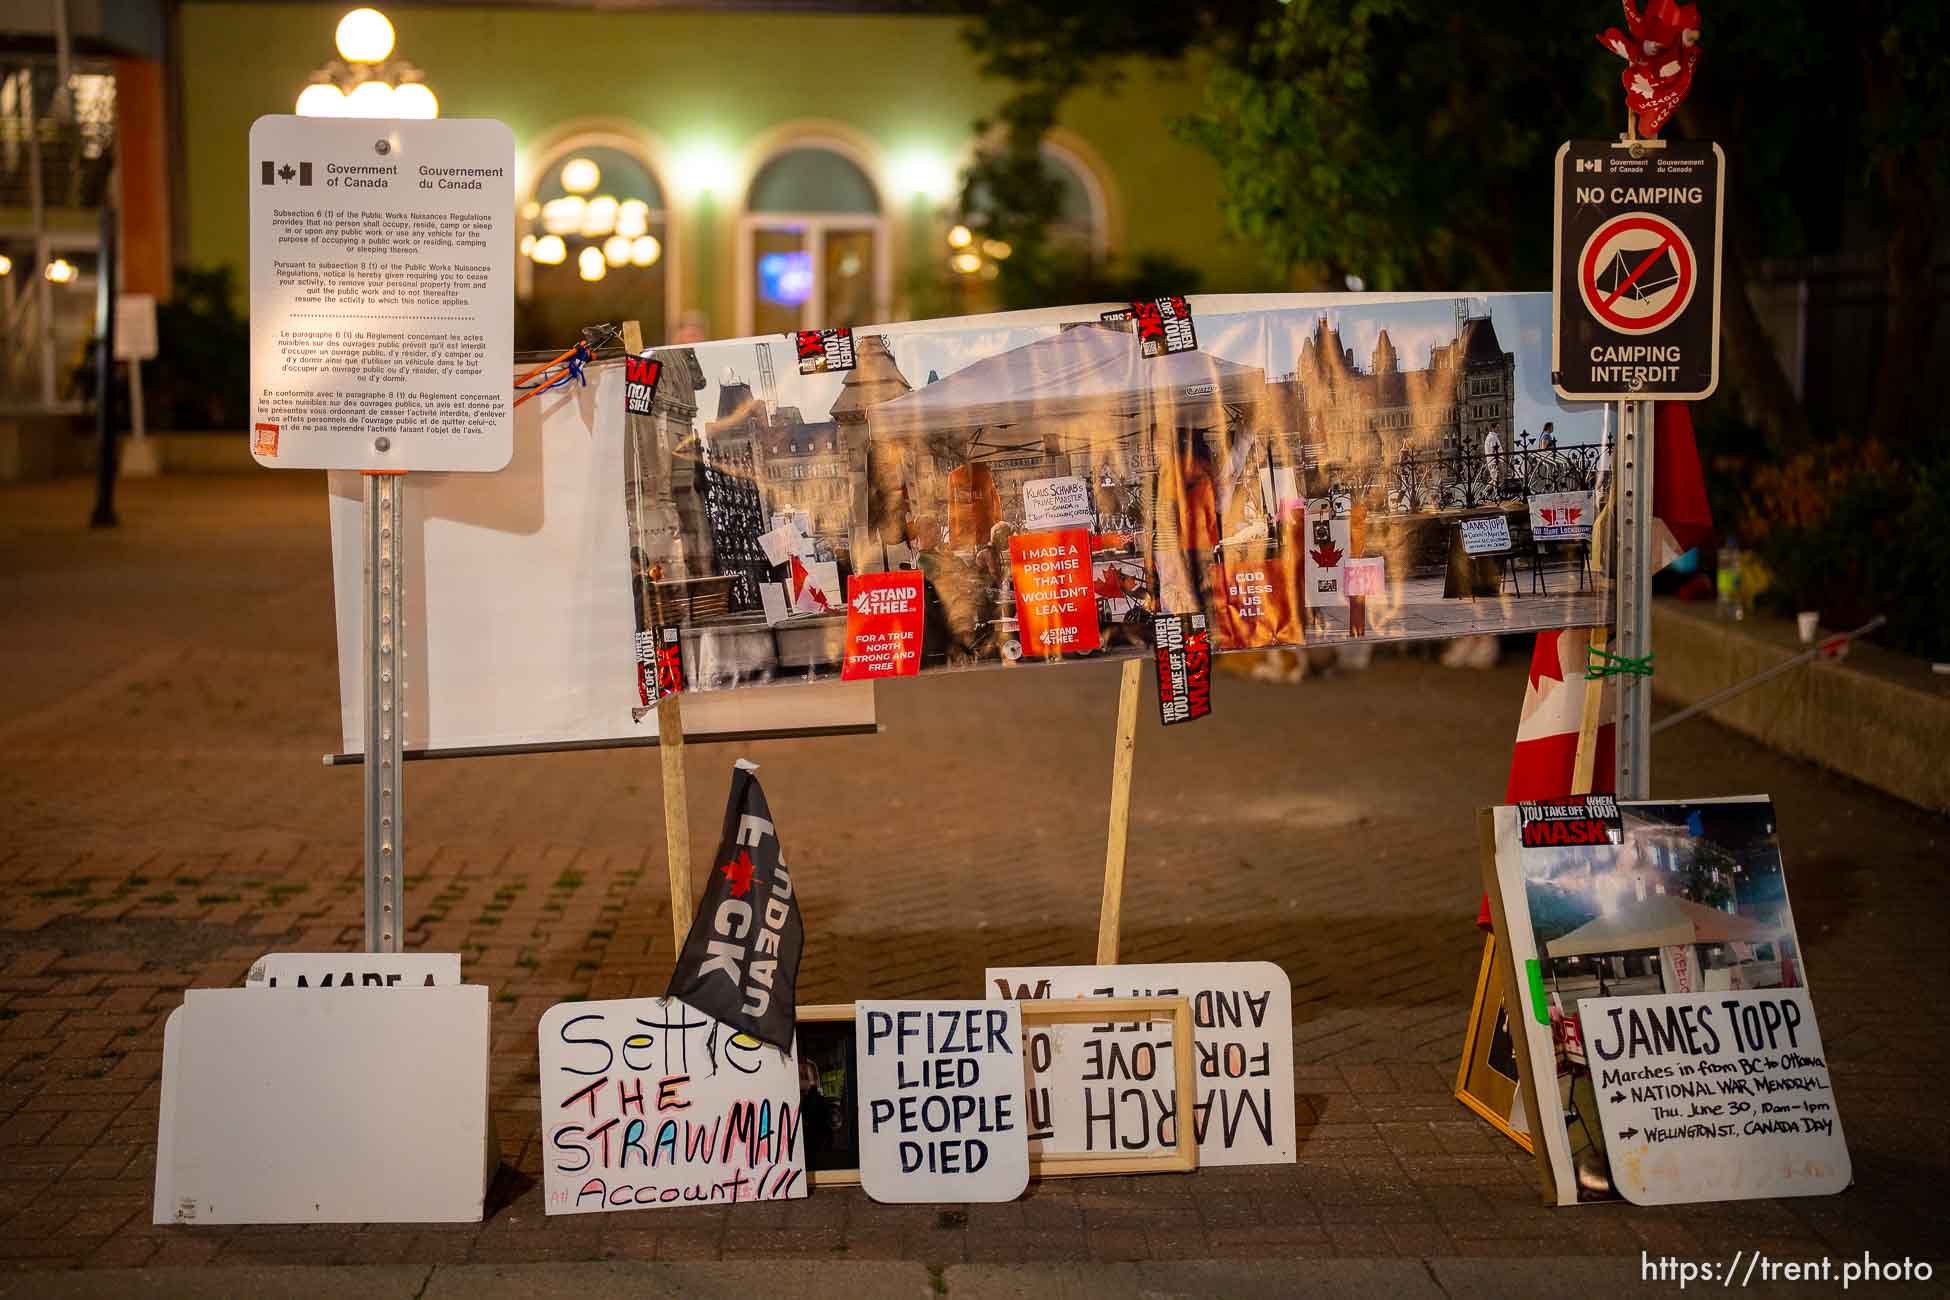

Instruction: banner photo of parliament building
[623,293,1612,700]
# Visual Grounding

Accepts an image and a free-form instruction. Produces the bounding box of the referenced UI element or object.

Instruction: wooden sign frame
[1452,933,1531,1153]
[793,995,1198,1187]
[1025,994,1199,1178]
[795,1003,862,1189]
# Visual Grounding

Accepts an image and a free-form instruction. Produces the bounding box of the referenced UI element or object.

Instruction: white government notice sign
[1588,989,1850,1205]
[987,961,1297,1167]
[248,115,514,472]
[855,1000,1029,1203]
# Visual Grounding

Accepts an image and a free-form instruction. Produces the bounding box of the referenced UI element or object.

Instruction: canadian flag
[1478,628,1618,929]
[1650,402,1713,570]
[1477,402,1709,927]
[788,555,833,614]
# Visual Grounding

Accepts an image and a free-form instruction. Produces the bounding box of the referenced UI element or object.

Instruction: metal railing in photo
[1385,445,1605,514]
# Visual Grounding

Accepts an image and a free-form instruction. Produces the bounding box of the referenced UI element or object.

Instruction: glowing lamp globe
[558,158,600,195]
[344,80,396,117]
[392,82,438,119]
[295,82,347,117]
[335,8,396,63]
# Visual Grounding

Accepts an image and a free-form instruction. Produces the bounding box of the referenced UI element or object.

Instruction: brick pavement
[0,474,1946,1274]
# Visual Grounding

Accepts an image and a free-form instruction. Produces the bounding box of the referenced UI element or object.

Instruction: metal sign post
[1613,399,1655,800]
[363,472,406,952]
[1555,123,1724,801]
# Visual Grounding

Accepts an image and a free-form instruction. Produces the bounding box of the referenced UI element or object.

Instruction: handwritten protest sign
[1022,476,1093,530]
[986,962,1295,1167]
[856,1000,1028,1202]
[246,952,459,988]
[1589,989,1849,1205]
[538,997,806,1215]
[1009,528,1100,658]
[1343,556,1386,598]
[1460,515,1513,555]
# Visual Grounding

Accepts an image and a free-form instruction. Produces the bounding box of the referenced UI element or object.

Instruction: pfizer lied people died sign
[249,116,513,471]
[621,293,1612,697]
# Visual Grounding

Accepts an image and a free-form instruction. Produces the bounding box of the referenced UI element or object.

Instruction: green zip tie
[1586,644,1654,679]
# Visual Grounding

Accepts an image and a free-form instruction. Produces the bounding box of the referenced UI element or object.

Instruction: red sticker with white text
[1154,612,1212,726]
[841,570,926,681]
[253,422,280,457]
[1009,528,1100,659]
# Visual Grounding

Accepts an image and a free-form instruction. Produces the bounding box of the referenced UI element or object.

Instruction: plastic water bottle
[1716,537,1744,620]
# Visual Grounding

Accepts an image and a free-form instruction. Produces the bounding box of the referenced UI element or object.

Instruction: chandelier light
[295,7,439,119]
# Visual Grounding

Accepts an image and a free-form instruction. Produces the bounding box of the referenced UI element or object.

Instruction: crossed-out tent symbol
[1577,211,1697,335]
[1596,241,1681,306]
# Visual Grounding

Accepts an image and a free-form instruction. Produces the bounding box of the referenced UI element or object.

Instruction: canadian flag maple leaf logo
[1541,508,1558,525]
[851,590,872,614]
[1565,507,1582,523]
[1309,543,1343,569]
[278,163,297,182]
[720,850,756,898]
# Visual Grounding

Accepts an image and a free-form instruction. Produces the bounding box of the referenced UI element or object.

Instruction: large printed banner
[624,293,1611,694]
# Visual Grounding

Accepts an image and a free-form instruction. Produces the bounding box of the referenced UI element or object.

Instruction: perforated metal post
[363,472,406,952]
[1614,399,1655,799]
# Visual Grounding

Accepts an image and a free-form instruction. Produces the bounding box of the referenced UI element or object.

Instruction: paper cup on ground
[1797,611,1820,643]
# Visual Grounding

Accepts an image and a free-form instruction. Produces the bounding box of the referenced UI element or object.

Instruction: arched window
[946,139,1113,299]
[738,141,887,336]
[1039,141,1108,261]
[517,138,670,350]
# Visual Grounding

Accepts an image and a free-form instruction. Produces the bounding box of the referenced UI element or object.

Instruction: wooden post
[658,693,692,950]
[620,319,695,951]
[1095,657,1143,964]
[1570,627,1607,797]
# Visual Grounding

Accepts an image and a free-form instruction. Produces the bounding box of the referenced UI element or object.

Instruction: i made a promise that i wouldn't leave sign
[1589,989,1849,1205]
[855,1000,1029,1203]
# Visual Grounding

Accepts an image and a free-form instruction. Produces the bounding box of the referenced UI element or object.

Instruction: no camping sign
[1552,140,1723,401]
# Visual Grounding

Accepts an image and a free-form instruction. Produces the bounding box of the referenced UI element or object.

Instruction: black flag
[667,760,804,1048]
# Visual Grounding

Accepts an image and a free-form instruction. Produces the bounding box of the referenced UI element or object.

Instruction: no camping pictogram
[1577,211,1696,336]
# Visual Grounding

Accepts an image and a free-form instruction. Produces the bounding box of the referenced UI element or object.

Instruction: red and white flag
[1651,402,1712,571]
[1476,401,1707,927]
[1478,628,1619,931]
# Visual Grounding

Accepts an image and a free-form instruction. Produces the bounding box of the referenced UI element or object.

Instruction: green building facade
[176,3,1262,349]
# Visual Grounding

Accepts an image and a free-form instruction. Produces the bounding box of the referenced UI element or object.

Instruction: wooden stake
[1571,627,1607,797]
[619,319,696,952]
[1096,657,1142,965]
[659,693,692,951]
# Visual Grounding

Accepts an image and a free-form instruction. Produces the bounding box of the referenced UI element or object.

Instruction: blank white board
[156,986,492,1224]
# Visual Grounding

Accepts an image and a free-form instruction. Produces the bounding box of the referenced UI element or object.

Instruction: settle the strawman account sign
[1552,139,1723,401]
